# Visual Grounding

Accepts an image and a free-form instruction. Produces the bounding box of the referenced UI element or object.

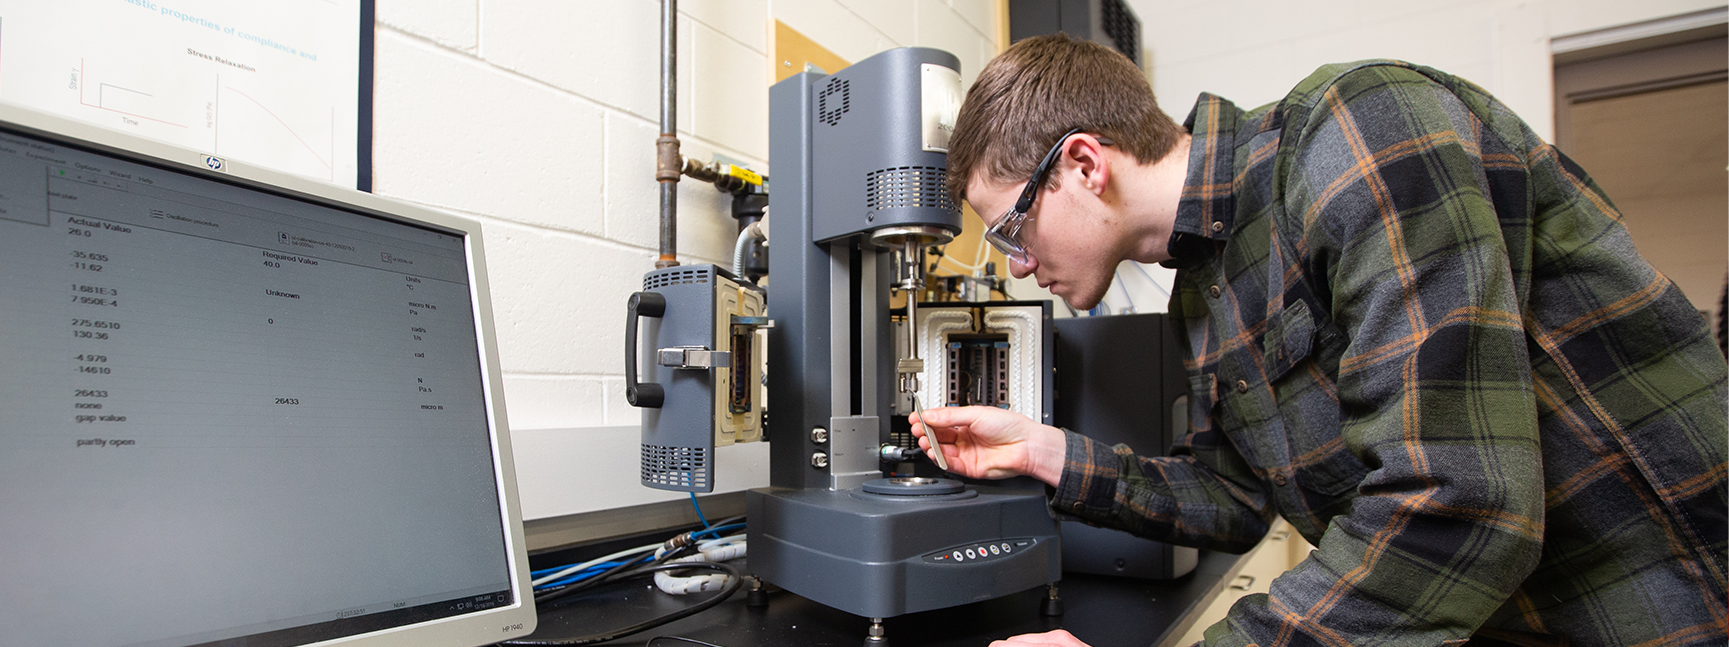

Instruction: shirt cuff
[1048,430,1122,523]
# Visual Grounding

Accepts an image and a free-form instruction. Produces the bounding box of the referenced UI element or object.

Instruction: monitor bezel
[0,104,538,647]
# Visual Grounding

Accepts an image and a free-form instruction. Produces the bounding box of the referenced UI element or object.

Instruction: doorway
[1554,25,1727,320]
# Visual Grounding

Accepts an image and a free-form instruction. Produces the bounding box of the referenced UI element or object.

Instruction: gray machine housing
[750,47,1061,619]
[1008,0,1142,67]
[806,52,960,243]
[1053,313,1198,579]
[748,483,1060,618]
[631,265,763,492]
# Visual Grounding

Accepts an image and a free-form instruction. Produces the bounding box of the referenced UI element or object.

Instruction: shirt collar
[1165,93,1244,265]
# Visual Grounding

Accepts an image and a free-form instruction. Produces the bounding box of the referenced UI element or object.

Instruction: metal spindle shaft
[898,240,925,395]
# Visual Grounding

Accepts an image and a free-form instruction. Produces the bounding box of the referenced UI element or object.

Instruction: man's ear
[1061,134,1111,197]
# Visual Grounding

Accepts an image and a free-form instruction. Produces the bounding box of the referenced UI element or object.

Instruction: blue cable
[691,523,745,540]
[535,566,610,590]
[528,521,749,592]
[1129,261,1172,298]
[1113,269,1137,313]
[532,554,659,590]
[531,561,621,578]
[530,560,630,579]
[689,492,710,528]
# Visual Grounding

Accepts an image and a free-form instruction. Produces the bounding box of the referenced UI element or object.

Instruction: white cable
[654,541,748,595]
[1128,260,1172,298]
[934,228,997,275]
[938,243,989,274]
[532,541,661,586]
[697,534,746,550]
[938,253,986,274]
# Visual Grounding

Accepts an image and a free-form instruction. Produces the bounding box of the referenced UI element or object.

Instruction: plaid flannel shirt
[1048,60,1728,646]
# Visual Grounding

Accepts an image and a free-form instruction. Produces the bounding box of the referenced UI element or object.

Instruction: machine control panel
[924,538,1039,564]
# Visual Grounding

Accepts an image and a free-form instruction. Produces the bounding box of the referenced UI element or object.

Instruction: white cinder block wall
[368,0,1720,517]
[370,0,1000,519]
[1100,0,1726,317]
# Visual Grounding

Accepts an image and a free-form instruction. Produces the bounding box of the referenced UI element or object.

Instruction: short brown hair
[946,34,1184,206]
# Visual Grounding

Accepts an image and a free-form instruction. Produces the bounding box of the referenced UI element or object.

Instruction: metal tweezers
[911,393,949,471]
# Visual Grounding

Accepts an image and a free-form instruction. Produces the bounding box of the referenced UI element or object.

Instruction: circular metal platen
[868,225,954,249]
[861,477,966,496]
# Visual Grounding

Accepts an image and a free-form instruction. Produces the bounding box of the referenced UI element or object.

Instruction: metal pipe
[654,0,680,268]
[681,157,750,193]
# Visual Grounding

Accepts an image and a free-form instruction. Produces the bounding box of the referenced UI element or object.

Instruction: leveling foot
[864,617,889,645]
[1041,584,1065,617]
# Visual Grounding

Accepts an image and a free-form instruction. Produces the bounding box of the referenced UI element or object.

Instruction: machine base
[746,481,1061,619]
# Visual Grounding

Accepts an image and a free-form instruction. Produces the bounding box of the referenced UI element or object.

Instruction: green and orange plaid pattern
[1047,61,1727,646]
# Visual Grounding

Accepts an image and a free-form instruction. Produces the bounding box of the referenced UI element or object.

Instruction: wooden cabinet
[1165,519,1314,646]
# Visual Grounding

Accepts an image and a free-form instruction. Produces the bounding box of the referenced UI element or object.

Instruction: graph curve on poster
[0,0,365,188]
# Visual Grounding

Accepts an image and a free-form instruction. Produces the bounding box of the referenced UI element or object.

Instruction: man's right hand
[908,405,1067,486]
[989,629,1093,647]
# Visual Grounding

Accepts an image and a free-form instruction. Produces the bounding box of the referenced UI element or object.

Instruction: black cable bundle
[501,561,742,646]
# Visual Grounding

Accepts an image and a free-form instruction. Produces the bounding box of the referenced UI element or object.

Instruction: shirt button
[1236,380,1249,394]
[1210,221,1224,233]
[1208,285,1221,298]
[1273,474,1288,486]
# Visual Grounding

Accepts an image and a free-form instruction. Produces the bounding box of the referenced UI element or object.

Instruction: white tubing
[653,541,748,595]
[532,541,661,586]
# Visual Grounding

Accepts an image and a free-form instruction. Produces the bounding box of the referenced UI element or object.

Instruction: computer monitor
[0,105,536,646]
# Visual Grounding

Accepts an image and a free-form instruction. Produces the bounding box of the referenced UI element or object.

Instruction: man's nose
[1008,254,1035,278]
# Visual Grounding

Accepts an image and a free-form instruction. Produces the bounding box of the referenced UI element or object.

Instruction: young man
[913,34,1728,647]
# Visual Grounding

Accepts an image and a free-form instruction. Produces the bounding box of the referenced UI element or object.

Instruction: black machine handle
[625,291,666,408]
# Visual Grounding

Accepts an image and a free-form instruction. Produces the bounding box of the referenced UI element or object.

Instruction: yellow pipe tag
[724,164,763,186]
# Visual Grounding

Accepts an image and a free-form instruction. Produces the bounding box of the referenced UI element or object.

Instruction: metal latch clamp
[658,346,732,369]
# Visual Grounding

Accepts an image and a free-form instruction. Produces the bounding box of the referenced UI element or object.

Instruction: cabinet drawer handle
[1228,575,1255,591]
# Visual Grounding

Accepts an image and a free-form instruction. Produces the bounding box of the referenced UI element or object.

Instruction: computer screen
[0,107,535,646]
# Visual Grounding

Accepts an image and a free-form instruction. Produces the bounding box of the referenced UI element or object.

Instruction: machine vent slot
[1101,0,1140,66]
[643,266,715,290]
[889,427,914,451]
[865,166,958,213]
[818,78,850,126]
[641,444,710,490]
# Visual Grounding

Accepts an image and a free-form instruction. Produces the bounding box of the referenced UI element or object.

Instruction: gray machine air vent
[865,166,958,212]
[818,78,850,126]
[643,265,715,291]
[1101,0,1140,66]
[641,444,710,490]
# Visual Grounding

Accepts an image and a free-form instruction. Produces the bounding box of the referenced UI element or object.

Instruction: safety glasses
[982,128,1090,264]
